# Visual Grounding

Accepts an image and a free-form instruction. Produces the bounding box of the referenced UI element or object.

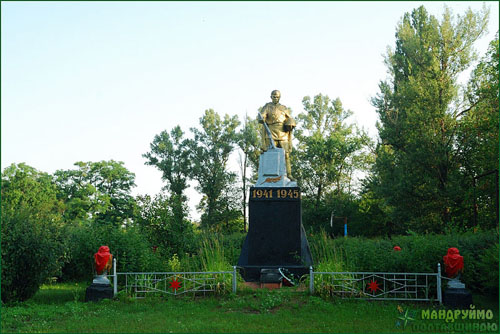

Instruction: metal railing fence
[108,259,443,303]
[109,260,237,297]
[309,263,443,303]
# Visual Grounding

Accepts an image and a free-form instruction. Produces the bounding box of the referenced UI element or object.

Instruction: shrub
[1,164,68,303]
[134,194,197,259]
[61,224,166,281]
[1,212,68,303]
[477,243,499,296]
[323,231,498,293]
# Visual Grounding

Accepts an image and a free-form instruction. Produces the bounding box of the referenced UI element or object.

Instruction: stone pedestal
[443,280,472,308]
[238,148,313,283]
[85,283,113,302]
[237,186,313,281]
[443,288,473,308]
[255,147,296,187]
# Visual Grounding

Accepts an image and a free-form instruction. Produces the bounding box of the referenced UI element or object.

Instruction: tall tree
[293,94,372,207]
[143,126,191,226]
[371,5,490,232]
[186,109,241,230]
[457,35,499,228]
[54,160,136,226]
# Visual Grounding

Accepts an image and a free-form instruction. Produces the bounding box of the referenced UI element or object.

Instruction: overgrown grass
[309,230,357,298]
[3,283,498,333]
[311,230,351,272]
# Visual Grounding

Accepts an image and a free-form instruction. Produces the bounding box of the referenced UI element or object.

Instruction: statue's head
[271,90,281,104]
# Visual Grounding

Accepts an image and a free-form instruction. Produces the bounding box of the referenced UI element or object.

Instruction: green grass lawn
[2,283,498,333]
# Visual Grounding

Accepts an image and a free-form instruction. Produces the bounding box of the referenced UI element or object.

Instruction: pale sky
[2,1,498,220]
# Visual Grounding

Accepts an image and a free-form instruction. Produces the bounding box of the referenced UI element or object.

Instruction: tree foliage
[54,160,136,226]
[1,163,68,302]
[293,94,372,206]
[134,194,195,257]
[370,5,491,233]
[143,126,191,227]
[457,35,499,228]
[186,109,241,230]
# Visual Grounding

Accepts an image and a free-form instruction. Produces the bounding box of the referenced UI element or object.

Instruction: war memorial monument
[237,90,313,285]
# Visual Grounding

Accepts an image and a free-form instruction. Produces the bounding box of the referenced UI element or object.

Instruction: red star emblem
[170,278,181,291]
[367,280,381,293]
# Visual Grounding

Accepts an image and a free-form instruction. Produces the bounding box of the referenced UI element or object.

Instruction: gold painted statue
[258,90,296,179]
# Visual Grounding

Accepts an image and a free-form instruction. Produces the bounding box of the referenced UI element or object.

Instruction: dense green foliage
[60,224,165,281]
[294,95,372,204]
[54,160,137,226]
[1,164,68,303]
[309,230,499,295]
[289,94,373,233]
[458,36,499,229]
[138,7,497,236]
[144,110,242,232]
[370,6,496,233]
[134,193,195,259]
[187,110,241,230]
[143,126,192,233]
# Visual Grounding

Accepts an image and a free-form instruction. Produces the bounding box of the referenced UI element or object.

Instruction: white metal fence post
[113,258,117,297]
[437,263,442,304]
[309,266,314,295]
[232,266,237,293]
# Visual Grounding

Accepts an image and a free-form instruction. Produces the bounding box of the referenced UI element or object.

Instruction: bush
[1,212,68,303]
[477,243,499,296]
[134,194,197,259]
[320,231,498,293]
[1,164,68,303]
[61,224,166,281]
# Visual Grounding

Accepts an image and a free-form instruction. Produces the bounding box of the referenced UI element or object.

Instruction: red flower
[393,246,401,251]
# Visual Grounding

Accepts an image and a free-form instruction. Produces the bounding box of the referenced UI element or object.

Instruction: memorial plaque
[262,152,280,176]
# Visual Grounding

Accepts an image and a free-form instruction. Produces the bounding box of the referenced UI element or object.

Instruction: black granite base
[85,283,113,302]
[443,288,473,308]
[238,187,313,282]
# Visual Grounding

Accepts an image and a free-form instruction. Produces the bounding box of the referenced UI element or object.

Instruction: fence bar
[309,266,314,294]
[437,263,442,304]
[232,266,237,293]
[113,258,117,296]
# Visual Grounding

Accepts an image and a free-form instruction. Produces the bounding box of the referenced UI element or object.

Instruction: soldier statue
[258,90,296,179]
